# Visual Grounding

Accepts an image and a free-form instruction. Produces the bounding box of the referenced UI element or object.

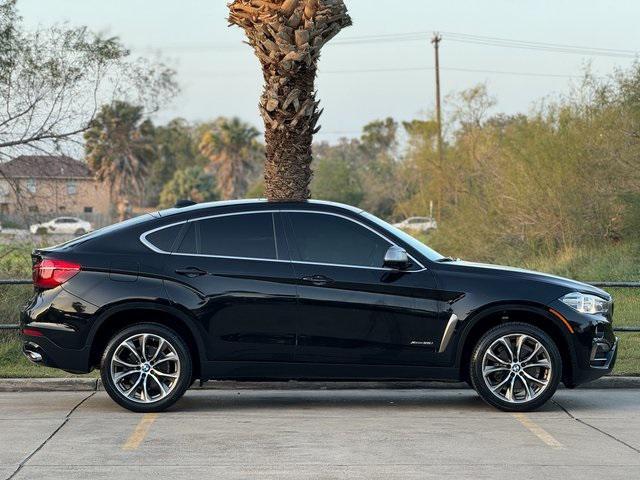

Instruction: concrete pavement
[1,388,639,479]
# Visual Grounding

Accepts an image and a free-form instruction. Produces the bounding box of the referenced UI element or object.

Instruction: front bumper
[569,335,618,387]
[590,336,619,370]
[549,300,619,387]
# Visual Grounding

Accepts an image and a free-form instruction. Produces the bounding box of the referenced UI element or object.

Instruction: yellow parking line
[122,413,158,451]
[513,413,564,449]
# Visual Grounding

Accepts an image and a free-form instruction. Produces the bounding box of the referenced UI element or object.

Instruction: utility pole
[431,33,444,223]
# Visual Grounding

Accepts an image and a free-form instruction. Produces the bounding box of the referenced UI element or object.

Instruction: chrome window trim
[140,211,280,257]
[139,209,426,272]
[140,220,193,254]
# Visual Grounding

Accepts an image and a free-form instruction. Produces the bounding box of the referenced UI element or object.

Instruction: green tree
[396,119,440,219]
[159,166,217,208]
[312,138,363,205]
[147,118,206,206]
[84,101,156,208]
[358,118,402,218]
[360,117,399,160]
[403,75,640,263]
[198,117,263,200]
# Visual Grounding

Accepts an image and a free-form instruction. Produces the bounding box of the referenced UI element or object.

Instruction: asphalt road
[1,388,639,479]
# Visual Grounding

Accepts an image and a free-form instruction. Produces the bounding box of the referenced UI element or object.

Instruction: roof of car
[155,199,365,218]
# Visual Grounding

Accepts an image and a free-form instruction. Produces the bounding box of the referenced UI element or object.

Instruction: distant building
[0,155,111,220]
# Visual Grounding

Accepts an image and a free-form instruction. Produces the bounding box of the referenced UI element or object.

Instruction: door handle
[175,267,207,278]
[302,275,333,286]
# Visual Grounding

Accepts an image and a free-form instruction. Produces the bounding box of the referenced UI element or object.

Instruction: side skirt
[201,361,460,383]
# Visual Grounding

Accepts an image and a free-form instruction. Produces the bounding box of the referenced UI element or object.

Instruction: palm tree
[84,101,155,214]
[198,117,262,200]
[228,0,351,201]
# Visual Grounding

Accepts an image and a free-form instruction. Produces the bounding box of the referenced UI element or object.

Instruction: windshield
[360,211,444,262]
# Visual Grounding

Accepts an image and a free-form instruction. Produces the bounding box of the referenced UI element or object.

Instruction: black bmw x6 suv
[21,200,617,412]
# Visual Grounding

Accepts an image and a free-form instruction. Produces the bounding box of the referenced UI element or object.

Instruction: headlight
[560,292,610,315]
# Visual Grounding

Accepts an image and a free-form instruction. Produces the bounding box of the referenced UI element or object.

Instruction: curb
[0,376,639,392]
[0,378,100,392]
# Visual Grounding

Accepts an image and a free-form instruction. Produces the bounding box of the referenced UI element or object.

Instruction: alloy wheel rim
[481,334,552,404]
[110,333,181,404]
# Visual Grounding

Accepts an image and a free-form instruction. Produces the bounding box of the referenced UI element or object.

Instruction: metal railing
[1,279,640,332]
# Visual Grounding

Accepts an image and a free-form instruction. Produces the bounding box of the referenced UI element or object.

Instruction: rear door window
[145,224,184,252]
[196,213,277,260]
[176,223,197,254]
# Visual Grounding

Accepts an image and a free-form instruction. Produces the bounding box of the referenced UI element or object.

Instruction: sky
[17,0,640,143]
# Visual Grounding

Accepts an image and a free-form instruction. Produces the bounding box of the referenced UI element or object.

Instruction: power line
[190,65,579,79]
[134,30,640,59]
[322,66,578,79]
[440,31,639,56]
[337,31,640,58]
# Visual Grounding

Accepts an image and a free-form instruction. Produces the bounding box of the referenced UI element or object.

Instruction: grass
[615,334,640,375]
[0,241,639,378]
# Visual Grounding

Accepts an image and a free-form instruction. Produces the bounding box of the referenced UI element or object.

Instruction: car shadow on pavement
[163,389,522,414]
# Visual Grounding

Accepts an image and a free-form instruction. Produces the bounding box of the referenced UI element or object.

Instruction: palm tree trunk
[263,64,316,200]
[229,0,351,202]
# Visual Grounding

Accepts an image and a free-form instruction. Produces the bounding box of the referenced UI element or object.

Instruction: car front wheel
[470,322,561,412]
[100,323,192,413]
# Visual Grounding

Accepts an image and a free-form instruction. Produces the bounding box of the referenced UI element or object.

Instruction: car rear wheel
[100,323,192,413]
[74,228,86,236]
[470,322,561,412]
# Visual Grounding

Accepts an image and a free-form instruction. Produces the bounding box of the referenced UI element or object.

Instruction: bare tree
[0,0,177,160]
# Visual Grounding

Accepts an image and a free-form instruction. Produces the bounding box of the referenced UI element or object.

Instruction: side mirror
[384,246,411,270]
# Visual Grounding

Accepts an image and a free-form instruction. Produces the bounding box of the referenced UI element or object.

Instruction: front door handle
[175,267,207,278]
[302,275,333,286]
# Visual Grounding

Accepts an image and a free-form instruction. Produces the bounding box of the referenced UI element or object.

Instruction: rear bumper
[21,334,92,374]
[20,287,96,374]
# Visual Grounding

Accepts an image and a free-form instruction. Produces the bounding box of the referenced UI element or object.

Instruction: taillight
[32,259,81,289]
[21,328,43,337]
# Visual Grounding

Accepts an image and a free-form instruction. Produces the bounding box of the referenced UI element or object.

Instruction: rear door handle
[302,275,333,286]
[175,267,207,278]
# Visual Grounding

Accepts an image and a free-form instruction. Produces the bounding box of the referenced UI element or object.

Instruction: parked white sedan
[30,217,92,236]
[392,216,438,232]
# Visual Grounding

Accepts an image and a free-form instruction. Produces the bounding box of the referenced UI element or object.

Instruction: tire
[470,322,561,412]
[100,323,193,413]
[74,228,86,236]
[36,227,47,235]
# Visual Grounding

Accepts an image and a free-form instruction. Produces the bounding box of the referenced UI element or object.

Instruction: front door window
[287,212,390,268]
